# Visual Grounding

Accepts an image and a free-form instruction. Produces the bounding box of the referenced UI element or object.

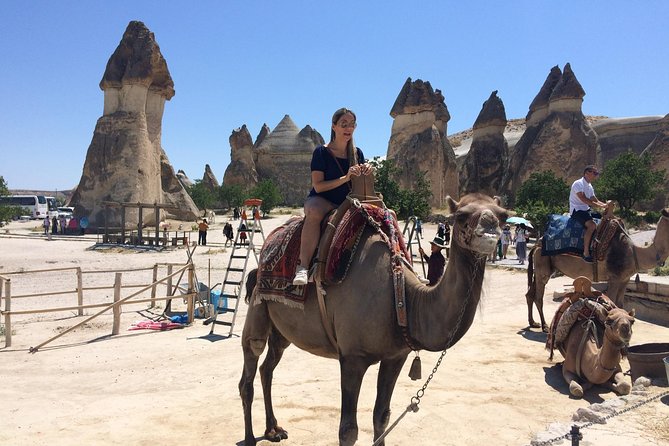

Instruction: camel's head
[447,193,510,256]
[604,308,635,346]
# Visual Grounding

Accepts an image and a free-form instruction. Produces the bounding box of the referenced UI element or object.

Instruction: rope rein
[372,246,482,446]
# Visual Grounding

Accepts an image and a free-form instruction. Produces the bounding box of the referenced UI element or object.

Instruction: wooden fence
[0,263,196,349]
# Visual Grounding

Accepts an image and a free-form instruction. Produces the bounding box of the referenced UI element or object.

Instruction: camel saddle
[546,276,616,361]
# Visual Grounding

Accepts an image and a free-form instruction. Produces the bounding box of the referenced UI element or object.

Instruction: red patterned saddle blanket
[255,204,411,309]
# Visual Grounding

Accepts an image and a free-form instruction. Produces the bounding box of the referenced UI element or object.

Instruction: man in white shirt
[569,165,609,262]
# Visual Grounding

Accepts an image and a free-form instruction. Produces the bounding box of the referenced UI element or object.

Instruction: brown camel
[557,300,635,398]
[526,209,669,332]
[239,193,509,446]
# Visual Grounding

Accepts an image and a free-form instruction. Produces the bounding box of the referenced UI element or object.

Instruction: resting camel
[550,278,636,398]
[526,208,669,332]
[239,193,509,445]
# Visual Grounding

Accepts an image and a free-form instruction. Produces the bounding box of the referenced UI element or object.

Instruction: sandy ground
[1,214,668,446]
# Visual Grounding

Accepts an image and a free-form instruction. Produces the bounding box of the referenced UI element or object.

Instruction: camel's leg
[372,355,408,445]
[339,355,372,446]
[239,297,271,445]
[563,368,584,398]
[606,281,626,308]
[605,370,631,395]
[260,328,291,442]
[527,249,551,332]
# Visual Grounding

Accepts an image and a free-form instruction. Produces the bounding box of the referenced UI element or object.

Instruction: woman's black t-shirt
[307,145,366,205]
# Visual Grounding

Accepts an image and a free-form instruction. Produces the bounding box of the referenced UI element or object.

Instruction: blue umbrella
[506,216,533,228]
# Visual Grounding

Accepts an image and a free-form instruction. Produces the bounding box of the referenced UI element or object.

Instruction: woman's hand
[359,163,374,175]
[347,164,363,179]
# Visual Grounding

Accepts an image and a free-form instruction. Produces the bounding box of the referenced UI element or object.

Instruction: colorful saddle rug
[255,217,307,309]
[541,214,601,256]
[325,203,411,283]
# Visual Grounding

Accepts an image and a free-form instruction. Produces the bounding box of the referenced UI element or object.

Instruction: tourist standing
[43,215,50,235]
[501,225,512,259]
[292,107,371,285]
[51,216,58,234]
[514,223,528,265]
[415,218,423,239]
[59,215,67,235]
[198,218,209,246]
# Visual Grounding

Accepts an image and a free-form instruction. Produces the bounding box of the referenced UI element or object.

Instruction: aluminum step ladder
[205,200,265,337]
[402,216,426,277]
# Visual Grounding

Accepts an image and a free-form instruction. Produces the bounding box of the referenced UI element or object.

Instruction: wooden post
[187,265,195,324]
[150,264,158,308]
[154,203,160,247]
[166,264,173,297]
[3,279,11,347]
[112,272,122,335]
[121,205,126,244]
[137,203,143,245]
[76,267,84,316]
[104,205,109,243]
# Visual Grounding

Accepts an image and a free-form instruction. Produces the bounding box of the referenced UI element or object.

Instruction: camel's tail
[245,268,258,304]
[526,246,537,299]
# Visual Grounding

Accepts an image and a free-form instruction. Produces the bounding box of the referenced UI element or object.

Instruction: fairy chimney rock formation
[176,169,193,188]
[69,20,199,227]
[641,114,669,208]
[387,78,458,206]
[502,63,598,197]
[223,125,259,188]
[254,115,325,205]
[461,91,509,195]
[202,164,220,192]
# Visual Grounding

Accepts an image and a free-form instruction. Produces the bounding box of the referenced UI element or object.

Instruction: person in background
[514,223,528,265]
[51,215,58,234]
[569,165,610,262]
[43,215,50,235]
[223,222,234,246]
[239,222,248,245]
[442,221,451,258]
[418,236,447,286]
[292,107,372,285]
[198,218,209,246]
[59,214,67,235]
[501,224,512,259]
[415,218,423,239]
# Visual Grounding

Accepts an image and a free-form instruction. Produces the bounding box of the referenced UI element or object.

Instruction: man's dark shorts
[571,209,594,226]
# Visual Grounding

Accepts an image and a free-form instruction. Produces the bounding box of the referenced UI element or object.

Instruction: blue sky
[1,1,667,191]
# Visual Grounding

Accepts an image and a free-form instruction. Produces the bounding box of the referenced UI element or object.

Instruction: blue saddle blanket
[541,214,600,256]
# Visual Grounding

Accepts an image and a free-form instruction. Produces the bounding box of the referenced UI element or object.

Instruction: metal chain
[373,254,484,445]
[531,389,669,446]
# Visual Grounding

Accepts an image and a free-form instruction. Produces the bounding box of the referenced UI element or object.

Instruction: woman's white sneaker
[292,266,308,285]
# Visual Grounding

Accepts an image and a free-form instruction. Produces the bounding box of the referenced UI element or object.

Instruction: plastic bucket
[209,290,228,313]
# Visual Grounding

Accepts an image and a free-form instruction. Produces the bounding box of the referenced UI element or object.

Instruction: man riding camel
[569,165,611,262]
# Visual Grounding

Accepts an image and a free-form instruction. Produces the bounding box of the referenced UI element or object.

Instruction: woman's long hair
[330,107,359,166]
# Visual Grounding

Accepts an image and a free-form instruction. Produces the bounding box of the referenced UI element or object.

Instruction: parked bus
[0,195,49,219]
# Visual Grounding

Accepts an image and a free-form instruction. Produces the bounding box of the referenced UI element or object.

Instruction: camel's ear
[446,196,459,214]
[492,195,502,206]
[628,308,636,317]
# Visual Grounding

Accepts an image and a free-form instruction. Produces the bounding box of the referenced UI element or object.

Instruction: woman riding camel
[292,107,373,285]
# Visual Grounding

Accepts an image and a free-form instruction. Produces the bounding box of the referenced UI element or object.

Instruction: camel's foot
[569,381,584,398]
[265,426,288,442]
[613,381,631,396]
[528,321,541,329]
[542,324,549,333]
[244,435,257,446]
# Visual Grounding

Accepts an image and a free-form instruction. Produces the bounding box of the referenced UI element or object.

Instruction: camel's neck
[635,229,669,269]
[592,330,625,378]
[407,242,487,351]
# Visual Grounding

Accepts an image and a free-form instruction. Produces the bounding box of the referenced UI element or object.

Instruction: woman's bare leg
[298,196,335,269]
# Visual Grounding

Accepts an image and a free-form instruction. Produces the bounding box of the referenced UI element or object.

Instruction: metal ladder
[205,202,265,337]
[402,216,426,277]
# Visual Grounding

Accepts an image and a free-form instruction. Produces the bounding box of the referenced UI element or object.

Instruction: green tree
[515,171,570,234]
[219,183,247,209]
[249,179,283,215]
[370,158,432,220]
[0,176,21,226]
[597,151,665,216]
[187,180,216,210]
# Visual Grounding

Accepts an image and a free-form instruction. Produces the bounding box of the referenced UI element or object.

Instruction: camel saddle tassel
[408,351,421,380]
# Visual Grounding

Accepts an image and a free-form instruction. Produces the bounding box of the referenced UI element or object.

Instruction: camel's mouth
[473,231,500,255]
